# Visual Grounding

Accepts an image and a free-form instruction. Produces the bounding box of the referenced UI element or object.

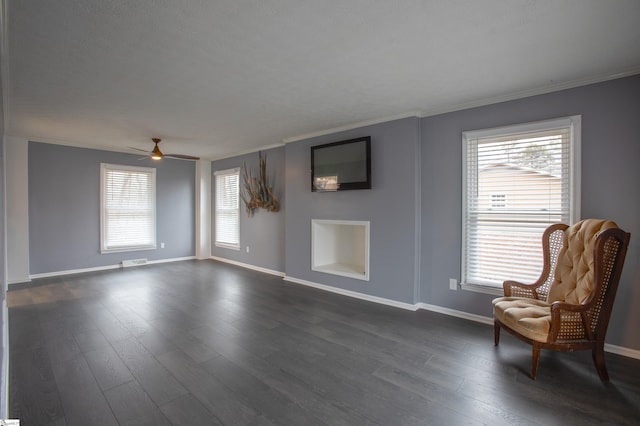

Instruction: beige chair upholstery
[492,219,630,380]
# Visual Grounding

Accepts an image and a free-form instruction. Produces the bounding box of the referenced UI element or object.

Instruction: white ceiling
[4,0,640,160]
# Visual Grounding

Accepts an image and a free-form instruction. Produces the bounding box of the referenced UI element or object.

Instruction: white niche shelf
[311,219,370,281]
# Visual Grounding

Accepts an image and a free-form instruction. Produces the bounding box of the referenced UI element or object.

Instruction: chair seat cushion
[492,297,551,343]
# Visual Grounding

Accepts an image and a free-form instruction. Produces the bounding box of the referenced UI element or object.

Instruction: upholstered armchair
[492,219,630,380]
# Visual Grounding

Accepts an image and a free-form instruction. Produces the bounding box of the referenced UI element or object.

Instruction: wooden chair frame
[494,224,630,380]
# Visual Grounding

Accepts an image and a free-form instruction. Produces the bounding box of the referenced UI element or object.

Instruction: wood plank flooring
[7,260,640,425]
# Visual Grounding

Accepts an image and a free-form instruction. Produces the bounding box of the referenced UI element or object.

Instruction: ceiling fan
[130,138,200,160]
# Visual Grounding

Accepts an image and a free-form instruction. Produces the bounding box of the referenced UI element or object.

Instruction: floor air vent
[121,258,148,268]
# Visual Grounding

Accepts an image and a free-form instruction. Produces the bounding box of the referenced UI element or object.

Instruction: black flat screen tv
[311,136,371,192]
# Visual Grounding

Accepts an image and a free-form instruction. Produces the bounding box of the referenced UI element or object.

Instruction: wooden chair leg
[592,345,610,382]
[531,345,541,380]
[494,320,500,346]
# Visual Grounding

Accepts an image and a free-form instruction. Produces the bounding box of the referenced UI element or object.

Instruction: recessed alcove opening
[311,219,370,281]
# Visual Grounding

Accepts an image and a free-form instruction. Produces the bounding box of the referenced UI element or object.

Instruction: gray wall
[285,117,421,303]
[29,142,196,274]
[0,65,6,418]
[420,75,640,349]
[208,75,640,350]
[211,146,285,273]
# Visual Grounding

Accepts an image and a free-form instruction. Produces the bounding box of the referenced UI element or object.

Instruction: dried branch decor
[240,151,280,217]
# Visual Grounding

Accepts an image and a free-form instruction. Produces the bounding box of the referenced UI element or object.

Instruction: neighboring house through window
[100,163,156,253]
[461,116,581,293]
[214,168,240,249]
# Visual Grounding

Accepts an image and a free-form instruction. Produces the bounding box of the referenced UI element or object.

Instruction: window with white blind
[100,163,156,253]
[214,168,240,249]
[461,116,581,294]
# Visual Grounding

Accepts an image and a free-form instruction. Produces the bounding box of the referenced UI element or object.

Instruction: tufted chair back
[546,219,618,304]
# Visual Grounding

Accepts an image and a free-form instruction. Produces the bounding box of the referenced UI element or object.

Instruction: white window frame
[461,116,581,295]
[100,163,157,253]
[214,167,241,250]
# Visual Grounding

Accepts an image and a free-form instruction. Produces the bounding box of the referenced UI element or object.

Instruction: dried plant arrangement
[240,151,280,216]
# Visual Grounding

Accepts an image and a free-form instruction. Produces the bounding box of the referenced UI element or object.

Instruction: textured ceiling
[5,0,640,159]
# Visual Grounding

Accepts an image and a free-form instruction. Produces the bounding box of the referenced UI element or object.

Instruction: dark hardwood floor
[7,260,640,425]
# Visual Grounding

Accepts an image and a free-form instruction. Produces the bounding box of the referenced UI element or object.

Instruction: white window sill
[460,282,504,296]
[215,242,240,251]
[101,245,157,254]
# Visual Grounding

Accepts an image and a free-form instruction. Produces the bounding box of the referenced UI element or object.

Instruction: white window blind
[100,163,156,253]
[214,168,240,249]
[462,116,580,291]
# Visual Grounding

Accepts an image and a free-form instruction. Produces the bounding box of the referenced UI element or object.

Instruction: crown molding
[209,141,285,162]
[10,134,148,156]
[6,68,640,160]
[418,67,640,118]
[282,111,421,144]
[278,68,640,145]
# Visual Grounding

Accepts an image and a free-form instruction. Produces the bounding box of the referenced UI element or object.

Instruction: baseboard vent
[121,258,148,268]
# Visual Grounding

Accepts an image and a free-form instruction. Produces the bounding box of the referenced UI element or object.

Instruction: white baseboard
[282,275,419,311]
[210,256,285,277]
[7,276,31,285]
[27,256,197,280]
[147,256,196,265]
[28,264,121,280]
[416,302,494,325]
[416,303,640,360]
[604,343,640,360]
[282,277,640,361]
[27,257,638,361]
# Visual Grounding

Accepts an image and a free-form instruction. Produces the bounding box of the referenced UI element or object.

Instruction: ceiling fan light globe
[151,143,163,160]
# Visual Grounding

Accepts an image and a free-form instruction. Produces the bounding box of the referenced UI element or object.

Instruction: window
[214,168,240,249]
[100,163,156,253]
[462,116,580,293]
[490,194,507,209]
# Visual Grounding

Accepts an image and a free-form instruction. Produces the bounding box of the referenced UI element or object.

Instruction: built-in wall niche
[311,219,370,281]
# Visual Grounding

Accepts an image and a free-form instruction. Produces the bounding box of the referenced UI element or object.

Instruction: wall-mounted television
[311,136,371,192]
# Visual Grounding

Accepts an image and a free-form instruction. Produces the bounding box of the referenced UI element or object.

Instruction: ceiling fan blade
[131,139,198,160]
[165,153,200,160]
[128,146,151,153]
